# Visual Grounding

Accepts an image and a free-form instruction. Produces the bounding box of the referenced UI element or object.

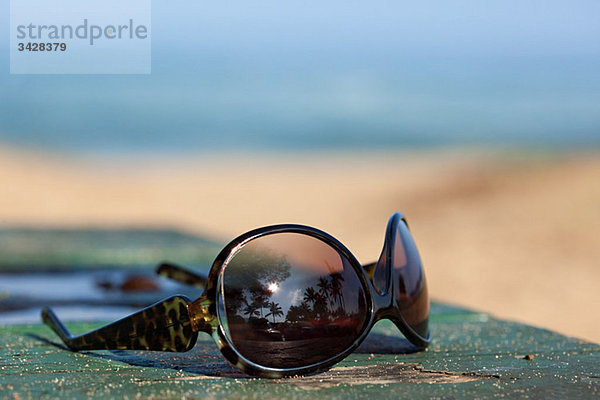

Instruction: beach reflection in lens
[394,221,429,339]
[220,232,367,369]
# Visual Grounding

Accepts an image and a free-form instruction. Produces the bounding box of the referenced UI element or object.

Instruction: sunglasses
[41,212,430,378]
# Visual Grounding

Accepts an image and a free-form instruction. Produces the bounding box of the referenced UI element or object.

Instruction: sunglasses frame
[41,212,430,378]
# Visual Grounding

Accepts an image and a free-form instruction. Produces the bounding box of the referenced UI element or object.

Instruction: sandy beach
[1,145,598,343]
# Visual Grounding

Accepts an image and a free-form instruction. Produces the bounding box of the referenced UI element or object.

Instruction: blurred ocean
[1,1,599,154]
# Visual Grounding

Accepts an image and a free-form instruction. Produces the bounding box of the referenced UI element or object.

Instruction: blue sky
[1,1,599,152]
[3,1,598,63]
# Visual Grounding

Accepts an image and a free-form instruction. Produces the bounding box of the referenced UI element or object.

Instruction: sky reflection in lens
[220,232,367,369]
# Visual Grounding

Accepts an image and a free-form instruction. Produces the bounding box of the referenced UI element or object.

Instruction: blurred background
[0,1,599,342]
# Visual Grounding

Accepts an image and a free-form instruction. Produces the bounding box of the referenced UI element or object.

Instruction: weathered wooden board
[0,228,220,270]
[0,228,598,398]
[1,303,598,399]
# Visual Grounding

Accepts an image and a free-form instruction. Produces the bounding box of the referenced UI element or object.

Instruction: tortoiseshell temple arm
[41,296,198,352]
[156,262,208,288]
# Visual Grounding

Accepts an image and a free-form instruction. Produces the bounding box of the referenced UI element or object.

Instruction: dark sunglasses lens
[219,232,368,369]
[394,221,429,339]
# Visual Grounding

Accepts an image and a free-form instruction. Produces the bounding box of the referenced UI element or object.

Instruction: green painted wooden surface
[1,303,598,399]
[0,228,598,398]
[0,228,221,270]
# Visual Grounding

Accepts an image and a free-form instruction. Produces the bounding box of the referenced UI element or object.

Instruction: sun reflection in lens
[267,282,279,293]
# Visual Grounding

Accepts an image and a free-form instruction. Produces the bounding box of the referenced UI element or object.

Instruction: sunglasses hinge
[188,296,217,334]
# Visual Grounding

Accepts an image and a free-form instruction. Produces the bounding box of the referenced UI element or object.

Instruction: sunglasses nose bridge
[366,267,395,320]
[369,236,394,296]
[373,292,394,320]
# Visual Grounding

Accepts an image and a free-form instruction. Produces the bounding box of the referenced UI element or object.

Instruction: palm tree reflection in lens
[220,233,367,369]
